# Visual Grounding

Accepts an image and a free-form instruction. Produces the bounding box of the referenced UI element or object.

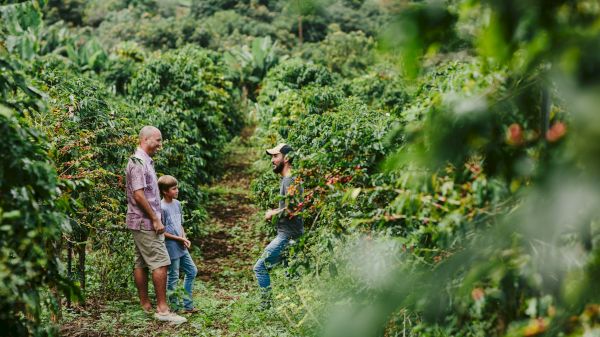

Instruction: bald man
[125,126,186,324]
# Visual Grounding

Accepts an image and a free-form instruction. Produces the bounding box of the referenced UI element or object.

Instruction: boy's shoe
[182,307,200,314]
[154,312,187,325]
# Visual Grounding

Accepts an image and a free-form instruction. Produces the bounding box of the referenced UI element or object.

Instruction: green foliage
[64,34,108,72]
[85,235,136,297]
[134,16,200,50]
[45,0,86,25]
[190,0,238,18]
[283,0,330,42]
[102,41,146,95]
[259,59,334,105]
[379,2,460,78]
[289,98,398,172]
[324,0,383,35]
[224,36,284,101]
[201,10,291,50]
[248,2,600,337]
[27,55,140,297]
[1,1,48,60]
[1,1,109,72]
[320,1,600,337]
[0,50,74,337]
[342,67,408,115]
[128,45,242,193]
[300,29,375,77]
[96,11,210,50]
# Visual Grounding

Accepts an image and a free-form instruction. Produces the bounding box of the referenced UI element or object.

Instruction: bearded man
[253,143,304,309]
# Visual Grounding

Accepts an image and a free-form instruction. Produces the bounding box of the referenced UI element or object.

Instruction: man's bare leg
[152,266,169,314]
[134,268,152,311]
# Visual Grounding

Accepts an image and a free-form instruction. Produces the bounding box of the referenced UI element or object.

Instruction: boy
[157,175,199,314]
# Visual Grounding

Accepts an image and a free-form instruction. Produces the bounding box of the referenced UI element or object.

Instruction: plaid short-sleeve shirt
[126,148,161,230]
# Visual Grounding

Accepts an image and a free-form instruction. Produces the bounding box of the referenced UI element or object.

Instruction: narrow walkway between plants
[195,129,261,284]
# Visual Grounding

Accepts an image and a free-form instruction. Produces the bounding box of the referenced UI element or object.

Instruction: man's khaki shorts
[131,230,171,271]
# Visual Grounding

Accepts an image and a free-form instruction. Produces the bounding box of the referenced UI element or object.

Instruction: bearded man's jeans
[253,233,289,289]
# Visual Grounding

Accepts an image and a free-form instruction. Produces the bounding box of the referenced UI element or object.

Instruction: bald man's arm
[133,189,165,234]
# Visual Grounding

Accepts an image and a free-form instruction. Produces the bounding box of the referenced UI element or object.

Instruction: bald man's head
[138,126,162,157]
[139,126,160,140]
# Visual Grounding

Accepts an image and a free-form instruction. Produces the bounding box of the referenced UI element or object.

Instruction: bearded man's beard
[273,161,284,174]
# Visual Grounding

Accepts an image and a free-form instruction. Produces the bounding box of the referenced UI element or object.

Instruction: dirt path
[195,136,261,284]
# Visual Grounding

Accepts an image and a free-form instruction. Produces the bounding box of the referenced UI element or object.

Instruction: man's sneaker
[154,312,187,325]
[259,298,272,311]
[258,289,273,311]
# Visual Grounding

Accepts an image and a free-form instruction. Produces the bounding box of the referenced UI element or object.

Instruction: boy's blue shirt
[161,199,187,260]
